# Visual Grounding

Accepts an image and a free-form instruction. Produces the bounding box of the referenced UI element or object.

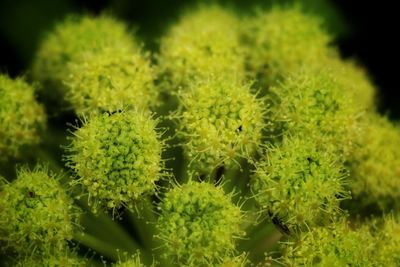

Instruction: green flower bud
[243,6,333,86]
[282,220,376,266]
[251,136,348,232]
[175,79,265,175]
[156,181,244,266]
[269,70,361,157]
[157,5,245,90]
[0,74,46,161]
[349,114,400,211]
[329,58,377,112]
[67,110,163,213]
[32,15,157,115]
[0,166,79,255]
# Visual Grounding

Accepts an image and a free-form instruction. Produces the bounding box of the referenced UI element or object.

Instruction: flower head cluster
[0,3,398,267]
[243,6,333,86]
[0,74,46,161]
[268,70,361,157]
[175,79,265,175]
[0,166,79,256]
[156,181,244,266]
[349,114,400,211]
[252,137,349,232]
[283,216,400,266]
[67,110,163,213]
[33,15,157,116]
[158,5,245,89]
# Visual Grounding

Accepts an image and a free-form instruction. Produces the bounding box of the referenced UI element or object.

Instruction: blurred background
[1,0,399,118]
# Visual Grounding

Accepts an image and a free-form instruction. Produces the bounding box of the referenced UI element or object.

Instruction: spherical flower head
[157,5,245,90]
[0,74,46,161]
[0,166,79,255]
[251,136,348,232]
[176,79,265,175]
[64,32,156,117]
[32,15,157,113]
[33,15,131,89]
[269,69,361,157]
[243,5,333,86]
[349,114,400,211]
[67,110,163,213]
[156,181,244,266]
[282,220,376,266]
[329,58,377,112]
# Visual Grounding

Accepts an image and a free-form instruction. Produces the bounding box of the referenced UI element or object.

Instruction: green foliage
[157,5,246,90]
[175,78,265,175]
[156,181,244,266]
[32,15,157,116]
[67,110,164,214]
[0,166,79,256]
[0,74,46,161]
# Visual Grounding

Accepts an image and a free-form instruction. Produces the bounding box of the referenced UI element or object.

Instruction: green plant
[1,4,399,267]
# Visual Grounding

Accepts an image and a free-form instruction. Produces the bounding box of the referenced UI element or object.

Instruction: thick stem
[77,198,141,253]
[127,198,156,251]
[73,232,121,261]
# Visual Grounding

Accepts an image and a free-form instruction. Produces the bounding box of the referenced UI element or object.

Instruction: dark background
[1,0,398,118]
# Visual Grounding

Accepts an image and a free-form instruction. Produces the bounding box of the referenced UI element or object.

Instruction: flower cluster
[0,3,399,267]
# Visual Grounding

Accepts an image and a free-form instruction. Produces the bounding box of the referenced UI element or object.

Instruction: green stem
[77,198,141,252]
[73,232,121,261]
[127,198,156,251]
[126,200,157,265]
[238,221,275,253]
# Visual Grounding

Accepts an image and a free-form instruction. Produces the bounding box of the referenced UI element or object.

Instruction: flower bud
[67,110,163,213]
[0,74,46,161]
[252,136,348,232]
[156,181,244,266]
[157,5,245,90]
[33,15,157,115]
[176,79,265,175]
[0,166,79,255]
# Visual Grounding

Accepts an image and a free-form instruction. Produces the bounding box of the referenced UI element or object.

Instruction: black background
[1,0,398,118]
